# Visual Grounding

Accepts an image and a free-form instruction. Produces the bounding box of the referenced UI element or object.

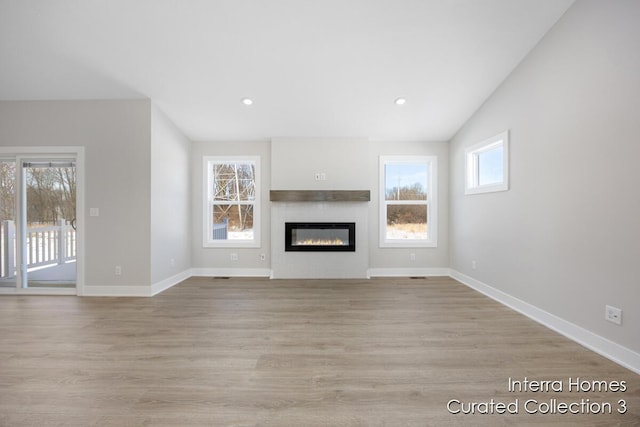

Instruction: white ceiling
[0,0,574,141]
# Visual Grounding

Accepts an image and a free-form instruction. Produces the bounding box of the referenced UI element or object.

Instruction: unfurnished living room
[0,0,639,425]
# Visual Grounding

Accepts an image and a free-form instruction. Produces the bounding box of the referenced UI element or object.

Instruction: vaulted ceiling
[0,0,574,141]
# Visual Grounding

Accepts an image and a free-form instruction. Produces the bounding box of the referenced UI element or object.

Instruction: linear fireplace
[285,222,356,252]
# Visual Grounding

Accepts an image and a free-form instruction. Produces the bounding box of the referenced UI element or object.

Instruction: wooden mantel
[270,190,370,202]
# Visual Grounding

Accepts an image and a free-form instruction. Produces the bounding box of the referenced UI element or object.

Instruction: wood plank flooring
[0,276,638,426]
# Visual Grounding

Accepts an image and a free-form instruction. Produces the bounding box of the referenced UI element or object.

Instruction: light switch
[90,208,99,217]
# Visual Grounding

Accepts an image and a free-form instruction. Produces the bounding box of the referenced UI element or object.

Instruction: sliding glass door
[22,160,77,289]
[0,154,78,293]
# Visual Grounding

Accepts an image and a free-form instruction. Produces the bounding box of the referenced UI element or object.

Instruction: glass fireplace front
[285,222,356,252]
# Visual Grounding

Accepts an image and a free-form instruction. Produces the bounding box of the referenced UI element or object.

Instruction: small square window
[465,130,509,195]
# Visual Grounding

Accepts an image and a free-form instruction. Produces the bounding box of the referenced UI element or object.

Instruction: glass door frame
[0,146,85,296]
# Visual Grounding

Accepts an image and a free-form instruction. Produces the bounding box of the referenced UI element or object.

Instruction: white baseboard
[0,287,76,296]
[82,285,153,297]
[82,269,192,297]
[191,268,272,278]
[81,269,272,296]
[151,269,192,296]
[367,267,451,278]
[450,269,640,376]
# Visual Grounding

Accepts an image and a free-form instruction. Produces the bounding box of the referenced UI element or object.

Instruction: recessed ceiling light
[241,98,253,106]
[394,97,407,105]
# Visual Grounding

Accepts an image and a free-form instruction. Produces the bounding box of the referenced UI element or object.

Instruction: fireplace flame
[294,238,347,246]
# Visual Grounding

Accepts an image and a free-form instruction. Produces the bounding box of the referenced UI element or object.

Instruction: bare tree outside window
[206,159,259,244]
[380,156,437,247]
[384,163,429,240]
[1,162,17,279]
[0,162,16,222]
[25,166,76,225]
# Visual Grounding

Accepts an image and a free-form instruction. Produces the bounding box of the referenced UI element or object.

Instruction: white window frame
[203,156,260,248]
[465,130,509,195]
[379,155,437,248]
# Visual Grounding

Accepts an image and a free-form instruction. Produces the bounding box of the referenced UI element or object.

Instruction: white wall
[0,100,152,291]
[449,0,640,355]
[150,105,191,286]
[271,138,369,190]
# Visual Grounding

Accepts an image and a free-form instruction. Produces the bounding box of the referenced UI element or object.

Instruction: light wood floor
[0,276,638,426]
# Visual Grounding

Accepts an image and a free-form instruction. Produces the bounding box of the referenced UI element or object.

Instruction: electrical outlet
[115,265,122,276]
[410,253,416,261]
[230,253,238,261]
[605,305,622,325]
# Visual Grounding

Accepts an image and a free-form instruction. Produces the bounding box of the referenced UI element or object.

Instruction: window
[203,156,260,247]
[379,156,437,247]
[465,130,509,195]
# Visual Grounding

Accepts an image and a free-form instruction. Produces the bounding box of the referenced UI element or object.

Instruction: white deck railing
[1,220,76,278]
